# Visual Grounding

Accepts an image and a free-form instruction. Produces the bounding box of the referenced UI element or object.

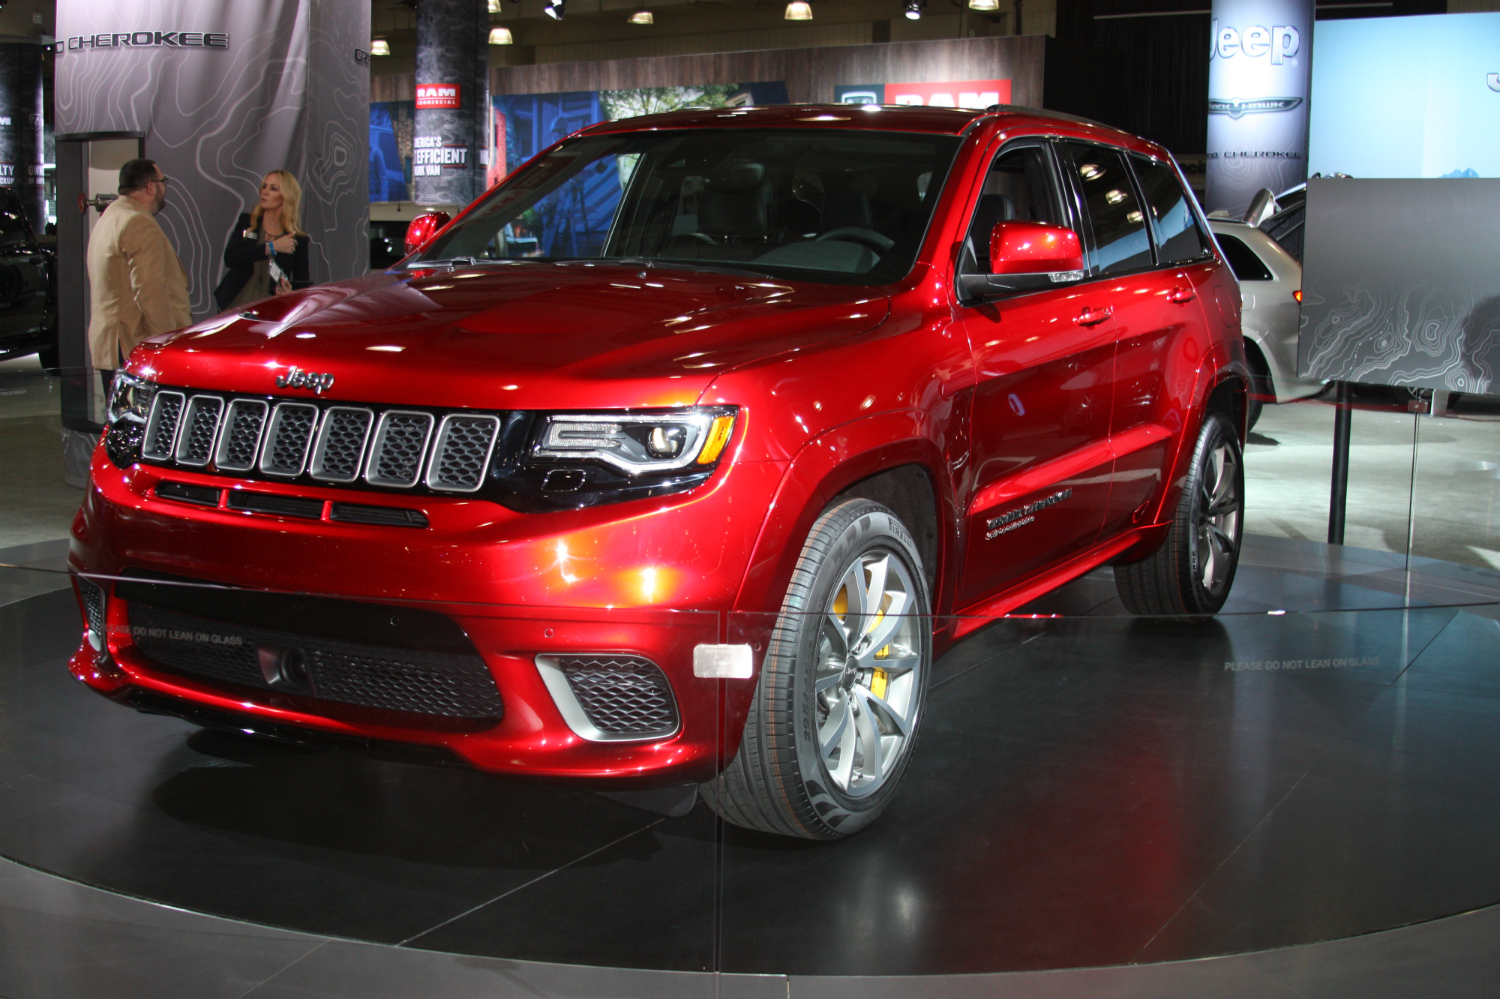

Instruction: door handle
[1167,286,1195,303]
[1076,305,1113,327]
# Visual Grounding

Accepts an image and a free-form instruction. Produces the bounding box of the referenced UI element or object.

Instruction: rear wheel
[1244,342,1273,432]
[702,499,931,840]
[1114,412,1243,618]
[36,324,60,373]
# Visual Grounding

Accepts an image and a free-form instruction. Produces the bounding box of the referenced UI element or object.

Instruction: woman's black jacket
[214,213,311,310]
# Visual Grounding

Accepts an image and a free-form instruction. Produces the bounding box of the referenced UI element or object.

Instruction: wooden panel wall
[489,35,1048,107]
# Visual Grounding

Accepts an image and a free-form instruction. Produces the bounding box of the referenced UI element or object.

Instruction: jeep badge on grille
[275,367,335,395]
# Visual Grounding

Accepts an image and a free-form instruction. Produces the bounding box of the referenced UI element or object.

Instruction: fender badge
[275,366,335,395]
[986,488,1072,540]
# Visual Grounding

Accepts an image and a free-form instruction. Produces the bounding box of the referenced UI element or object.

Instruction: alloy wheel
[1196,440,1241,595]
[813,548,923,798]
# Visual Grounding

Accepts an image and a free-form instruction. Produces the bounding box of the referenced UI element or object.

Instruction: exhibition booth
[2,3,1500,997]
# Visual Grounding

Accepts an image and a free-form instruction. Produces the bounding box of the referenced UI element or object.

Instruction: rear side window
[1214,233,1273,281]
[1263,206,1304,262]
[1132,156,1211,265]
[1062,143,1152,275]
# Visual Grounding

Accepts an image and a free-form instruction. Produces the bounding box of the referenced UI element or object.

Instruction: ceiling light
[544,0,565,19]
[628,8,653,23]
[903,0,925,18]
[968,0,1000,8]
[488,26,513,43]
[784,0,812,18]
[369,38,390,56]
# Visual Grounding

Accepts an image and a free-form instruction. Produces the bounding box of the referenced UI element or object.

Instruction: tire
[702,499,931,840]
[1244,341,1272,432]
[36,326,60,373]
[1114,411,1243,618]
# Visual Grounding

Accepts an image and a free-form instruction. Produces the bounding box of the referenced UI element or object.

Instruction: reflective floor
[3,536,1500,997]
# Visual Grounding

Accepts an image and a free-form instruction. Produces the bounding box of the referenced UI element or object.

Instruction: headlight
[107,372,157,426]
[104,373,158,468]
[531,410,735,473]
[491,407,737,512]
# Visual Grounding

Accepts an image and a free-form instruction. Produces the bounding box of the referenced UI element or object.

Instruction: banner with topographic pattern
[1300,177,1500,392]
[55,0,368,320]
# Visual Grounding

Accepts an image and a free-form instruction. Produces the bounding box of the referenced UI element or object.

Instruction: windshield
[416,128,962,285]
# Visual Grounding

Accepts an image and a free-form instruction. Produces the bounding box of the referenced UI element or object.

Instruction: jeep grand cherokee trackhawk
[70,105,1247,840]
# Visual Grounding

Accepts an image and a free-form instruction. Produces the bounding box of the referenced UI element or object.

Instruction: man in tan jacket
[87,158,192,389]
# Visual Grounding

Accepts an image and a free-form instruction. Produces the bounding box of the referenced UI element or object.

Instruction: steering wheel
[815,227,895,253]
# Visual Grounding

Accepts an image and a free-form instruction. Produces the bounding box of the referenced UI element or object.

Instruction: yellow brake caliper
[834,575,890,699]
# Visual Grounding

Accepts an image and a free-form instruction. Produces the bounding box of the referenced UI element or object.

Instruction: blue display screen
[1309,12,1500,179]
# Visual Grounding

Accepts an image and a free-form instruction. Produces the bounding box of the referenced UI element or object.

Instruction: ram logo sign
[416,84,462,109]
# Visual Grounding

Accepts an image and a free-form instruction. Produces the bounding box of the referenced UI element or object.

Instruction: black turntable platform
[3,535,1500,996]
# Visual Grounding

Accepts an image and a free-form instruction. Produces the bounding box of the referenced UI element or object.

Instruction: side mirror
[403,211,452,256]
[959,221,1085,302]
[990,221,1085,276]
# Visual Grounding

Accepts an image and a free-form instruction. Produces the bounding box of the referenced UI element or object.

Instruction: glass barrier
[3,352,1500,988]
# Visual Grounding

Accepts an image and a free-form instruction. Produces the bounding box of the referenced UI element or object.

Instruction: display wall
[54,0,371,319]
[367,35,1125,204]
[0,42,47,229]
[1300,178,1500,391]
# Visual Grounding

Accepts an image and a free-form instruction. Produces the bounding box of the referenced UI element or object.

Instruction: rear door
[953,139,1115,608]
[1092,151,1219,536]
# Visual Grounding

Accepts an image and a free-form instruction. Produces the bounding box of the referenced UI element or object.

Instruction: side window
[959,144,1064,275]
[1263,207,1304,263]
[1214,233,1273,281]
[1062,143,1152,275]
[1132,156,1212,265]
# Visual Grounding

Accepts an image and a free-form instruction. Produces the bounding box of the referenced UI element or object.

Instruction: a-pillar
[413,0,489,207]
[0,42,47,228]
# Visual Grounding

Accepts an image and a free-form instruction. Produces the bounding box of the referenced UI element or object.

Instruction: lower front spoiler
[105,684,703,816]
[68,632,727,789]
[108,684,468,766]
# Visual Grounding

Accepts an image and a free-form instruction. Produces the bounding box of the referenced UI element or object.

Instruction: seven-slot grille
[139,390,501,494]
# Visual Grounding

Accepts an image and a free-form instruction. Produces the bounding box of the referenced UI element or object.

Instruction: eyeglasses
[152,176,170,187]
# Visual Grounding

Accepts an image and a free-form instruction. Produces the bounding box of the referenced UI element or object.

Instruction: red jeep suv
[70,105,1246,839]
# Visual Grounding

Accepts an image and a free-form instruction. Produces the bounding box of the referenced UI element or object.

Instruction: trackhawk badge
[275,367,335,394]
[985,488,1073,540]
[1208,97,1303,119]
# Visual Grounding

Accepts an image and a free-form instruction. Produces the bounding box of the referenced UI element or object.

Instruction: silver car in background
[1209,218,1326,428]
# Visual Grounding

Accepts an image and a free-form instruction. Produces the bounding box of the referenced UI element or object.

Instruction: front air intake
[535,655,680,741]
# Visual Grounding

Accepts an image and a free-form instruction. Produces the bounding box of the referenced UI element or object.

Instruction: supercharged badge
[986,488,1072,539]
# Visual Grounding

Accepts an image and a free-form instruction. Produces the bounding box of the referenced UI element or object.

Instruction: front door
[954,141,1116,609]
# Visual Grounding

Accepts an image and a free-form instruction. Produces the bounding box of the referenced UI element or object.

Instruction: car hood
[138,264,890,410]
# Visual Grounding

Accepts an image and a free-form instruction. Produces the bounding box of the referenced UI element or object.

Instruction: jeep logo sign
[1211,21,1300,64]
[1205,0,1314,215]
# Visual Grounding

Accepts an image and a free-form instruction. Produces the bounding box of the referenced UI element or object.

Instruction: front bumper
[70,446,785,783]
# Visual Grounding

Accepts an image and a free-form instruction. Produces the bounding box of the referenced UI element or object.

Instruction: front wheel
[1114,411,1244,618]
[702,499,931,840]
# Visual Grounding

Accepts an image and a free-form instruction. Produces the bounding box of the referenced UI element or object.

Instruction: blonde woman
[214,170,312,311]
